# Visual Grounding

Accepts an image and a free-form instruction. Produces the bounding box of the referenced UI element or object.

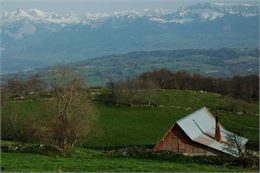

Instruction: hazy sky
[1,0,259,13]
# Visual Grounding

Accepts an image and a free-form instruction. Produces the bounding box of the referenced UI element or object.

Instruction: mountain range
[1,2,259,74]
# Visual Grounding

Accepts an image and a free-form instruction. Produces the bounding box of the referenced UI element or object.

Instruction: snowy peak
[196,2,259,17]
[1,8,81,25]
[156,2,259,24]
[26,8,49,18]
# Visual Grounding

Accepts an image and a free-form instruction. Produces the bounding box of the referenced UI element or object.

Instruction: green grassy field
[1,89,259,172]
[83,105,259,147]
[0,148,252,172]
[85,89,258,147]
[2,89,259,147]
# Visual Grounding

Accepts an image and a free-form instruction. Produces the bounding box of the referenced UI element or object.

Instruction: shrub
[106,147,259,169]
[20,144,65,156]
[2,142,66,157]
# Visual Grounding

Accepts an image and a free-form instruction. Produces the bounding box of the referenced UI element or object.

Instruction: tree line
[108,69,259,102]
[1,74,46,104]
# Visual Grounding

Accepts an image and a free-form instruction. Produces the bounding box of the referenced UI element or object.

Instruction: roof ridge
[193,119,216,140]
[176,106,207,123]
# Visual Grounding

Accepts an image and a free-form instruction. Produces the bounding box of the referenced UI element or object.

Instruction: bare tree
[48,66,97,148]
[1,104,43,142]
[6,78,25,98]
[25,74,46,94]
[1,86,8,105]
[130,78,159,105]
[224,131,247,158]
[112,77,159,105]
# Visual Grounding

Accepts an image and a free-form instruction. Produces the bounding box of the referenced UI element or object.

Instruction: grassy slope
[84,89,259,146]
[1,149,248,172]
[2,89,259,147]
[84,105,259,147]
[1,89,259,172]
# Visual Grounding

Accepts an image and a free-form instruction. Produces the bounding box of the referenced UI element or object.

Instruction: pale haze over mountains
[1,1,259,74]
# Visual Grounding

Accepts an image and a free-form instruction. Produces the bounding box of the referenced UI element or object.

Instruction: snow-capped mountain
[1,8,173,26]
[1,9,81,25]
[1,2,259,74]
[1,3,258,26]
[151,3,259,23]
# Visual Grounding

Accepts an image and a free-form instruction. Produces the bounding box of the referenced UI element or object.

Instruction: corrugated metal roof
[176,107,248,157]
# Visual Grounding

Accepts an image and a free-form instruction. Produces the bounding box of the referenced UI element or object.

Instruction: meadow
[1,141,256,172]
[2,148,251,172]
[2,89,259,147]
[1,89,259,171]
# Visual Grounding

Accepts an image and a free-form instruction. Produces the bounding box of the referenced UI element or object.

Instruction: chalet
[153,107,248,157]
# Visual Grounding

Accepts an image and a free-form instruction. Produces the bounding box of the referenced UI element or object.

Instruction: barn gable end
[153,124,215,156]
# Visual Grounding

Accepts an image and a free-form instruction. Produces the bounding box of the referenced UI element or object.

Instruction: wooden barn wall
[155,124,211,154]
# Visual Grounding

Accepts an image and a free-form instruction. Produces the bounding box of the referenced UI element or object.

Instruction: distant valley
[1,3,259,74]
[3,48,259,86]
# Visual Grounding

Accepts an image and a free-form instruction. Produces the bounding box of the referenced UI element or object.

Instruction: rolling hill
[2,48,259,87]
